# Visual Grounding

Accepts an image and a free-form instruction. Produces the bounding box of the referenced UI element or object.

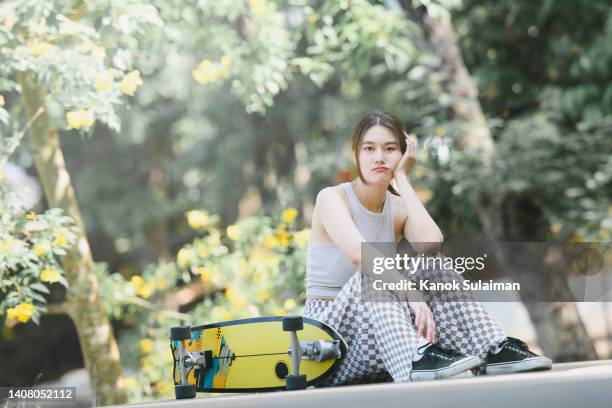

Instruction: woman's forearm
[395,172,444,252]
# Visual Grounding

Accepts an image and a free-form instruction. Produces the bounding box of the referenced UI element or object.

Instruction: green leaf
[31,283,51,294]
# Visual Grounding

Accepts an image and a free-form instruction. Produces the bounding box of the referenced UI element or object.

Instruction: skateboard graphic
[170,316,348,398]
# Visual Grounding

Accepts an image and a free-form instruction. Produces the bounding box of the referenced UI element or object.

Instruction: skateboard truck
[170,326,212,399]
[282,316,308,391]
[297,339,342,362]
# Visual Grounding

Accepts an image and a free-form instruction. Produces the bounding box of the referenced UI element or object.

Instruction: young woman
[304,111,552,386]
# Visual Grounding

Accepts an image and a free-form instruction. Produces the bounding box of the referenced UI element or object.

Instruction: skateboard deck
[171,316,348,393]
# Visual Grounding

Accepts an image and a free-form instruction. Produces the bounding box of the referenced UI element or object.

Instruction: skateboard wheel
[170,326,192,341]
[282,316,303,332]
[285,374,307,390]
[174,384,196,399]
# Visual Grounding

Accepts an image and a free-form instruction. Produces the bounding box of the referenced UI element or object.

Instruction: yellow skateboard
[170,316,348,398]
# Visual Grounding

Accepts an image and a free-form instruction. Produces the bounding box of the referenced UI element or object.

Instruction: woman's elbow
[414,235,444,255]
[349,252,361,270]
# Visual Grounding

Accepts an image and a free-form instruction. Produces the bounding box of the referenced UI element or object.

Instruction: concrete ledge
[104,360,612,408]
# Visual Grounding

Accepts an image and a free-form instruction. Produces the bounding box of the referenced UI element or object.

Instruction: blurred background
[0,0,610,406]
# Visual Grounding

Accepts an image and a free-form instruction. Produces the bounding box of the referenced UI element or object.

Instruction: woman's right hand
[407,294,437,343]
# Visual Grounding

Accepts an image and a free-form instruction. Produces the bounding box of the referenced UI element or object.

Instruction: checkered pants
[304,262,506,386]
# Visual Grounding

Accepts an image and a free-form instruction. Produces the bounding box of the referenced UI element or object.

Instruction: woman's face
[357,125,403,185]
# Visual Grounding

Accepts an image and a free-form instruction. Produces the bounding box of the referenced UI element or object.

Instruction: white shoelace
[411,338,431,362]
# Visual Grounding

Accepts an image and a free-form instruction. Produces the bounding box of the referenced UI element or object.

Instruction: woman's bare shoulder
[314,184,351,214]
[316,184,343,198]
[311,184,352,244]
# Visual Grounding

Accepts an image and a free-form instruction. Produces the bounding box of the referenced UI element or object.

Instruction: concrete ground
[104,360,612,408]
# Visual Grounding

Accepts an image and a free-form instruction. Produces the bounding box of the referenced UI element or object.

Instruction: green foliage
[490,114,612,240]
[89,207,309,401]
[455,0,612,122]
[0,179,77,326]
[0,0,164,133]
[296,0,418,86]
[2,0,609,402]
[432,0,612,239]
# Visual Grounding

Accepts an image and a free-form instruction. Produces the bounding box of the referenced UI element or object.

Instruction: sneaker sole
[485,356,553,375]
[410,356,482,381]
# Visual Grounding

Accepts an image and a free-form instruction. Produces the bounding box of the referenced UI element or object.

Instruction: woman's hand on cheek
[392,132,417,179]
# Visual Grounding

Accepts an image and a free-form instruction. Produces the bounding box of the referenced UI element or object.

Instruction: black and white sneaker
[484,337,552,375]
[410,343,481,381]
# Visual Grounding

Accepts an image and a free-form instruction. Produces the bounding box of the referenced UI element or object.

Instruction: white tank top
[306,182,396,297]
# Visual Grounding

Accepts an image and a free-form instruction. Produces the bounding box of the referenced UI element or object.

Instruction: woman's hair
[351,111,407,196]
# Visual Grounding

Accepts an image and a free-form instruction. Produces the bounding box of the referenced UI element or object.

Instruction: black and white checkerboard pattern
[304,267,506,386]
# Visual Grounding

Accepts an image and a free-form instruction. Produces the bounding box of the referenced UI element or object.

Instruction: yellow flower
[208,230,221,247]
[54,227,70,235]
[29,42,55,57]
[435,127,447,137]
[198,266,211,283]
[156,277,166,290]
[263,235,279,249]
[6,308,16,325]
[0,239,25,254]
[294,229,310,248]
[129,275,144,292]
[176,248,191,268]
[0,95,4,106]
[220,54,232,67]
[192,60,218,85]
[66,109,95,130]
[186,210,209,229]
[196,243,210,258]
[0,239,12,253]
[276,230,291,248]
[95,71,113,92]
[129,275,153,298]
[222,311,234,321]
[120,376,138,391]
[192,58,230,85]
[283,298,296,310]
[40,267,61,283]
[120,70,143,96]
[274,308,286,316]
[225,285,247,308]
[248,0,268,18]
[570,233,584,243]
[282,208,298,224]
[54,233,68,247]
[7,302,36,323]
[139,338,154,354]
[25,212,36,220]
[226,224,241,241]
[256,289,270,301]
[137,283,154,298]
[153,381,173,395]
[33,240,51,257]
